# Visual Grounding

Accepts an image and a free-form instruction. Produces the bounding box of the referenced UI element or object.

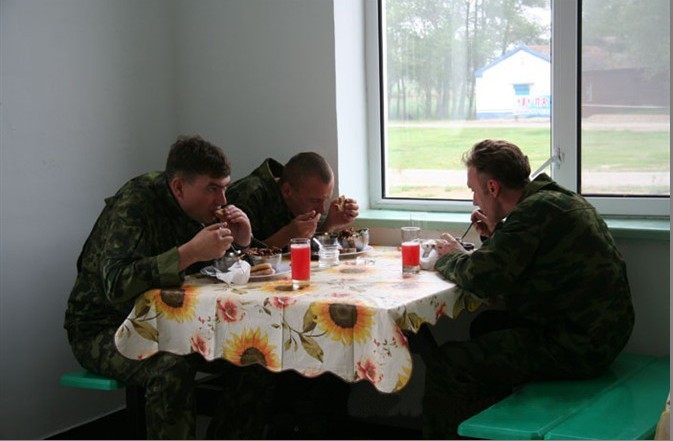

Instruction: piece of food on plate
[250,262,275,276]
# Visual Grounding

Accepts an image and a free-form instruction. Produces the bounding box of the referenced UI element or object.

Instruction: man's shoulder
[520,177,590,214]
[108,172,166,209]
[229,160,280,198]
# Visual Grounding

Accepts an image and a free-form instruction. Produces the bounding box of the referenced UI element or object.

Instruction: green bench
[60,370,146,439]
[60,369,125,390]
[458,353,670,440]
[61,369,228,438]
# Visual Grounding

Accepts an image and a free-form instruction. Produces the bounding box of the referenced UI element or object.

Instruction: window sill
[353,209,670,241]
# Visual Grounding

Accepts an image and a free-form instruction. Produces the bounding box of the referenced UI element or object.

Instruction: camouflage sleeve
[434,209,542,300]
[101,200,184,305]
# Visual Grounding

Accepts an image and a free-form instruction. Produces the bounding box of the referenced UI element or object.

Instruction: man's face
[172,174,231,224]
[467,166,498,219]
[282,174,334,217]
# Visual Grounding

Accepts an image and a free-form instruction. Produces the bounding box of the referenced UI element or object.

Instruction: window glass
[382,0,552,201]
[581,0,670,196]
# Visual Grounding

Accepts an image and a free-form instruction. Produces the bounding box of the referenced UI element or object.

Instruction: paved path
[388,169,670,189]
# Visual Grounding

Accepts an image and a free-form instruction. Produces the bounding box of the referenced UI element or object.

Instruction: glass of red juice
[401,227,421,274]
[290,238,311,289]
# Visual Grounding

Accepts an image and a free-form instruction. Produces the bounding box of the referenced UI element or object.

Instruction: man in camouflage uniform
[64,136,274,439]
[225,152,359,250]
[424,139,635,439]
[225,153,360,435]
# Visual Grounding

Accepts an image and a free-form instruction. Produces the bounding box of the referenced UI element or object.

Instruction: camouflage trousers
[68,328,276,439]
[422,310,608,439]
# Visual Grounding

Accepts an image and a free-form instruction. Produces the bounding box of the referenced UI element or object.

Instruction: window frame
[366,0,670,217]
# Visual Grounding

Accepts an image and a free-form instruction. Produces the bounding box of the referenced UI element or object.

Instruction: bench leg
[125,386,146,439]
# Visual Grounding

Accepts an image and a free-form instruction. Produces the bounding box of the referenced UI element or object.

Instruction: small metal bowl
[214,251,240,272]
[337,228,369,251]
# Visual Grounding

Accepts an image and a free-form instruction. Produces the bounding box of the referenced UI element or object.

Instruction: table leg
[125,385,147,439]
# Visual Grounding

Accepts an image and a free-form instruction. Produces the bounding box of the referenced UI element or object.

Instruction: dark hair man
[424,139,635,438]
[64,135,260,439]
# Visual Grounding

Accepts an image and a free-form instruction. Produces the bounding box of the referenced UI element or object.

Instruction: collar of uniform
[520,173,556,202]
[254,158,284,181]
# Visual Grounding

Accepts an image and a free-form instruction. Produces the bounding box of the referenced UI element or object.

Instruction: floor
[48,409,422,440]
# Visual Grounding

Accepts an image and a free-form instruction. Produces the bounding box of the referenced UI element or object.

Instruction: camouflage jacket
[435,174,634,363]
[64,172,204,336]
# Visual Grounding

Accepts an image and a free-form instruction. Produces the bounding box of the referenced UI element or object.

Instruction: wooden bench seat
[457,353,669,440]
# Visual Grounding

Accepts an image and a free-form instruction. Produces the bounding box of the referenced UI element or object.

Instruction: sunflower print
[394,365,413,392]
[151,287,198,322]
[310,300,374,345]
[222,328,280,371]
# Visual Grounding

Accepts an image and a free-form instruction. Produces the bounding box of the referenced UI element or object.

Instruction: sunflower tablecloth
[114,246,481,393]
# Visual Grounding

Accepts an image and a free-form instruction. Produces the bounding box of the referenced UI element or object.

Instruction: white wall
[476,50,551,115]
[0,0,176,438]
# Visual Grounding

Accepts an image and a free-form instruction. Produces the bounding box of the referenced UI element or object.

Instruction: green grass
[387,127,670,172]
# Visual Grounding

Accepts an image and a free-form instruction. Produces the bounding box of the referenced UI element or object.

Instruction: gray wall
[1,0,340,438]
[173,0,339,182]
[1,1,177,438]
[0,0,669,439]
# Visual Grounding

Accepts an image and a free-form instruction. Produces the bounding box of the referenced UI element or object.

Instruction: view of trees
[582,0,670,79]
[385,0,550,120]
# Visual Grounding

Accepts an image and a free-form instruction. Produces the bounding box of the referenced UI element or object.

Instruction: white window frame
[366,0,670,217]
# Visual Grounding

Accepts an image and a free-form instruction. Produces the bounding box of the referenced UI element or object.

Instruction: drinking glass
[315,233,340,268]
[401,226,421,274]
[290,238,311,289]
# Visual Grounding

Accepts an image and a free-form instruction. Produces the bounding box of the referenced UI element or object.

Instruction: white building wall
[475,50,551,118]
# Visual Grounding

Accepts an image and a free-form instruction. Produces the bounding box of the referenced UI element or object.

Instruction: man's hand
[435,233,467,257]
[471,209,496,238]
[258,211,321,249]
[322,196,359,232]
[288,211,321,238]
[178,223,233,271]
[216,205,252,247]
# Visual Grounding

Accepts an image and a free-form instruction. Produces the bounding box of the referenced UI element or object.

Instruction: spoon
[459,222,474,241]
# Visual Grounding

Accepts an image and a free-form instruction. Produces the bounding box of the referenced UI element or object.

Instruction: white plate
[312,245,374,258]
[249,263,291,281]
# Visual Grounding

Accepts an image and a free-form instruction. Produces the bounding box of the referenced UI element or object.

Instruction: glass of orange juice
[290,238,311,289]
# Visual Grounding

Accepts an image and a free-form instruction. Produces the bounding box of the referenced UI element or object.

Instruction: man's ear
[487,179,501,198]
[170,176,184,201]
[280,181,292,199]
